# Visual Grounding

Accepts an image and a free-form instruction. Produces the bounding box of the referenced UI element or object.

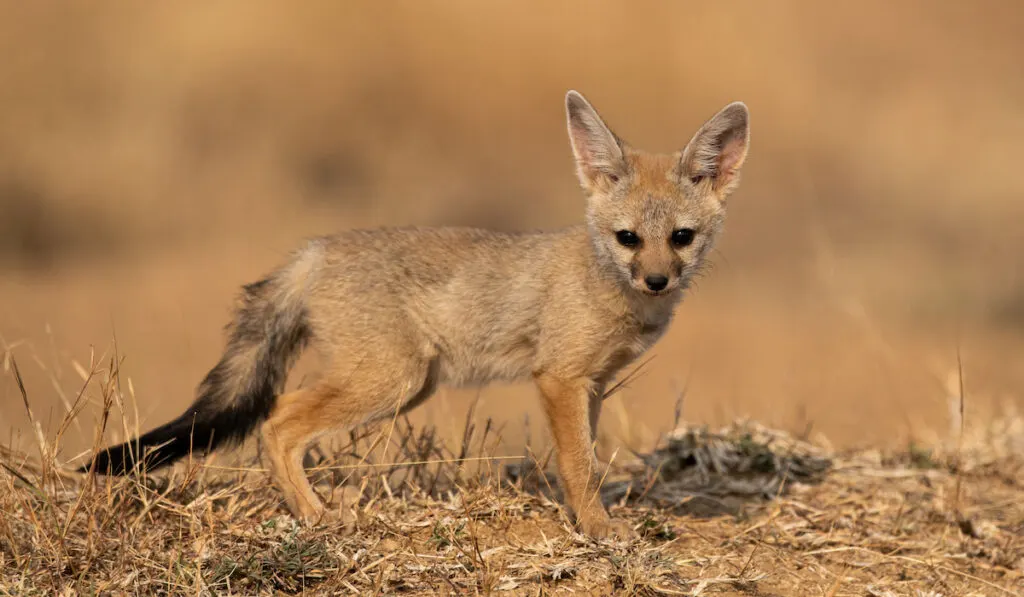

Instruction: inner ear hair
[680,102,750,194]
[565,90,628,189]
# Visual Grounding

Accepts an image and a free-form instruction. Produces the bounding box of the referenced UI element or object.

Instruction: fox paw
[578,516,637,541]
[295,506,356,533]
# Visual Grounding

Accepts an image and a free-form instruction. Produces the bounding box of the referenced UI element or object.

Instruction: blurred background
[2,2,1022,461]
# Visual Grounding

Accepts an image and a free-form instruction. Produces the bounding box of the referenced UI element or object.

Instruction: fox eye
[671,228,695,248]
[607,173,620,184]
[615,230,640,248]
[689,175,705,185]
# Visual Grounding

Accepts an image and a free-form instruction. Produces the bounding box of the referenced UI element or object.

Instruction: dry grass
[2,353,1023,596]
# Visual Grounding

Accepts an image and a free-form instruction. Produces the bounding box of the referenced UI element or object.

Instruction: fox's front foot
[293,503,357,534]
[577,510,637,541]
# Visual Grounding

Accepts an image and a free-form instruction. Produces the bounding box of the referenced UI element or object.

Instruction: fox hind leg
[260,356,435,524]
[261,384,343,523]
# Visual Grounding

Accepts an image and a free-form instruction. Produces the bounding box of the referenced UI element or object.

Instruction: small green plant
[907,441,940,470]
[638,511,676,541]
[429,517,467,550]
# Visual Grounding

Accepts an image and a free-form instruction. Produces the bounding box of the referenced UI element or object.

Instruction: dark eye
[671,228,696,247]
[615,230,640,248]
[607,173,620,184]
[690,175,705,185]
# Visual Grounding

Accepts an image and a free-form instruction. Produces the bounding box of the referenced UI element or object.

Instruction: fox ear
[680,102,750,200]
[565,90,627,192]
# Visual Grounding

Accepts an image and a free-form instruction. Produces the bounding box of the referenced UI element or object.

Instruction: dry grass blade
[602,355,655,403]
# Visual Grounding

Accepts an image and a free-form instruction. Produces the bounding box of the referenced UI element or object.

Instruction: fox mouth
[639,287,673,297]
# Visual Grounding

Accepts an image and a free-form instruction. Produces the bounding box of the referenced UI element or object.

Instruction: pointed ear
[565,90,627,192]
[680,101,750,200]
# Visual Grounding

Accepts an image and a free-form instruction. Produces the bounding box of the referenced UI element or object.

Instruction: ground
[3,388,1021,596]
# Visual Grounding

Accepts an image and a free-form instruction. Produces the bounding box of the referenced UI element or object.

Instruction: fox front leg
[534,373,635,540]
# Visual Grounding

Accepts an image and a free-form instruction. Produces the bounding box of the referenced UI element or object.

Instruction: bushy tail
[83,269,312,475]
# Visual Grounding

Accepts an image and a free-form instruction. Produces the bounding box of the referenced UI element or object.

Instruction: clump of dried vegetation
[2,348,1022,596]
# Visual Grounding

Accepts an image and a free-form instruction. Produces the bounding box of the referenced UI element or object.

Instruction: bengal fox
[83,91,750,539]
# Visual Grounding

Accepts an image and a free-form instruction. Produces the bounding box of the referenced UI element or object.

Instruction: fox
[82,90,750,539]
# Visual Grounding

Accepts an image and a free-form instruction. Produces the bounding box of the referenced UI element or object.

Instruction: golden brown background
[2,2,1022,462]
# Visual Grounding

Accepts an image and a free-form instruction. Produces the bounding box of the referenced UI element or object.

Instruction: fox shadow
[503,423,833,520]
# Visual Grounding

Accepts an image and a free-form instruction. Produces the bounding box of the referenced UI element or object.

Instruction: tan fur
[254,92,750,538]
[93,91,750,540]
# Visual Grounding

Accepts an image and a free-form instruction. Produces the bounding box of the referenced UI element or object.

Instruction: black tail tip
[82,440,194,476]
[79,450,129,475]
[80,445,162,476]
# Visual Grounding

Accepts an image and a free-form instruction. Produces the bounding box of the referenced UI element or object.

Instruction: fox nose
[644,275,669,292]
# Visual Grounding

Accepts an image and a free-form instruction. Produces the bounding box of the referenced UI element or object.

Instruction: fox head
[565,91,749,298]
